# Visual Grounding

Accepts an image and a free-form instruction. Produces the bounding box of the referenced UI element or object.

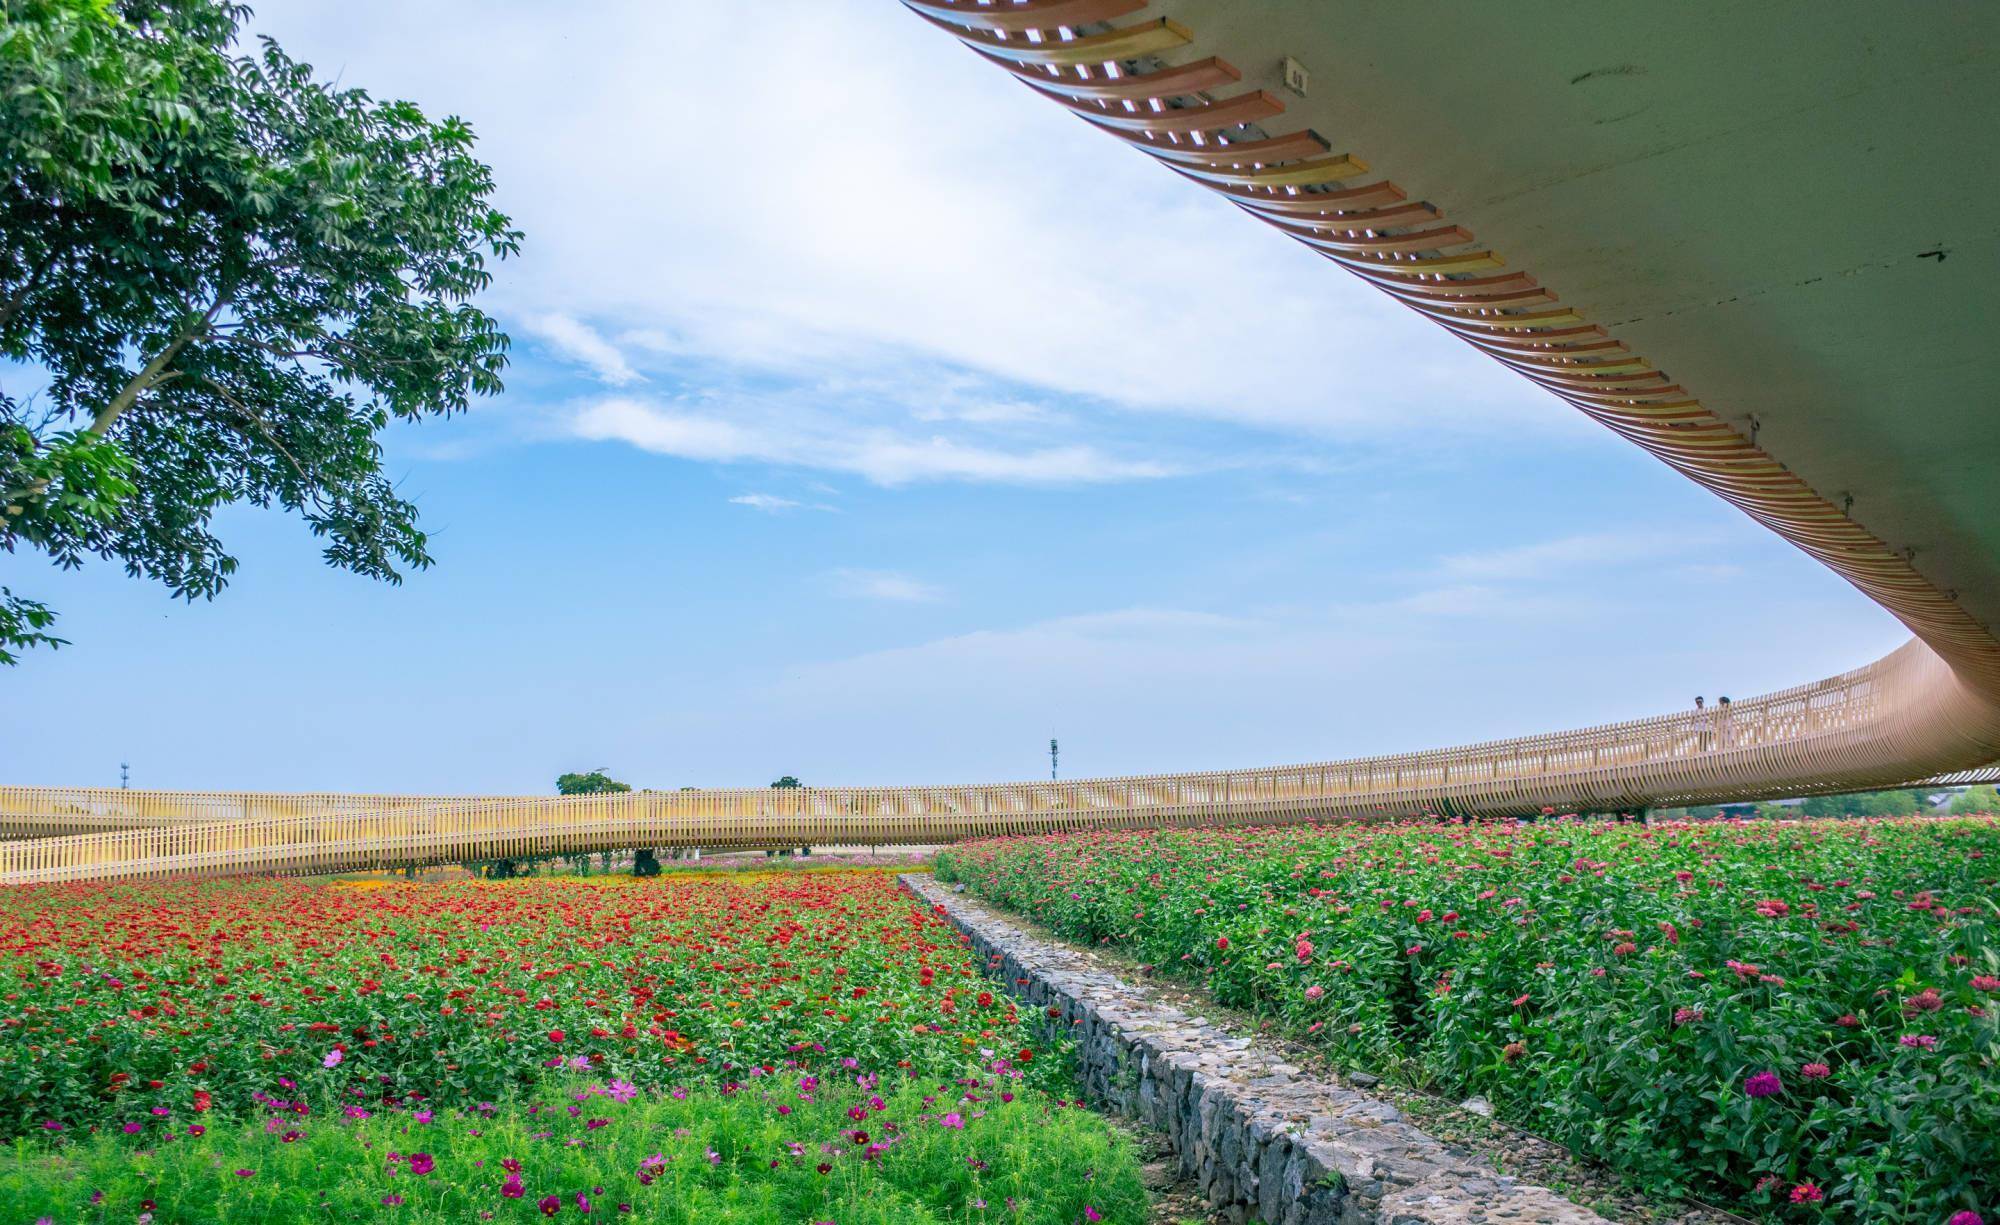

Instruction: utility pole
[1050,738,1059,781]
[120,761,129,790]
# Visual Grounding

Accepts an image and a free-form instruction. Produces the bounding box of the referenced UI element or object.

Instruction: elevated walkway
[5,641,1997,883]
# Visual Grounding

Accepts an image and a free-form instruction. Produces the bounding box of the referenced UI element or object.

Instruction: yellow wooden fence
[5,639,1997,884]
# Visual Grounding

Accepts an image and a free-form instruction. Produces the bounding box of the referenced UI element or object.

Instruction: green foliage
[555,771,631,796]
[1795,788,1928,818]
[937,818,2000,1221]
[771,776,802,789]
[0,1074,1146,1224]
[0,583,62,662]
[1949,784,2000,815]
[1,0,519,660]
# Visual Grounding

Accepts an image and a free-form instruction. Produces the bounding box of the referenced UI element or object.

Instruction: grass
[0,1073,1146,1224]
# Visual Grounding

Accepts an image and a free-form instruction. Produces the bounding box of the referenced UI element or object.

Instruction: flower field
[936,817,2000,1224]
[0,870,1144,1223]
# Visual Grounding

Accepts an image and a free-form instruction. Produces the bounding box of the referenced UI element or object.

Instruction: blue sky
[1,1,1909,793]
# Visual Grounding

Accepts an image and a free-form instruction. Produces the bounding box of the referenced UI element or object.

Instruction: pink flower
[1900,1034,1938,1050]
[322,1049,344,1069]
[1790,1182,1823,1204]
[1972,975,2000,993]
[941,1112,964,1129]
[1800,1062,1831,1079]
[408,1153,434,1176]
[1744,1071,1783,1098]
[235,1169,255,1178]
[1085,1210,1103,1223]
[1304,985,1324,1001]
[1947,1212,1983,1225]
[502,1175,525,1199]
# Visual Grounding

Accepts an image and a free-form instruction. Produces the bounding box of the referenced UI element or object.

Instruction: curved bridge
[6,1,2000,882]
[5,641,1998,882]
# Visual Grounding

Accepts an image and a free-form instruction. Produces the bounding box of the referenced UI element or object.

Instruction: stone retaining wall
[905,875,1612,1225]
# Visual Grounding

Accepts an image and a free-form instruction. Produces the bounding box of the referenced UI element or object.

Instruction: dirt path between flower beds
[904,874,1742,1225]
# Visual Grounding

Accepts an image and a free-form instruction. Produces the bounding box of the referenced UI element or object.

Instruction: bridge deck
[6,641,1997,884]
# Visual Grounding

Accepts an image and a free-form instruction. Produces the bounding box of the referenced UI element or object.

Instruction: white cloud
[519,314,642,386]
[829,569,945,604]
[728,494,800,513]
[247,0,1572,450]
[1438,530,1717,582]
[569,396,1175,486]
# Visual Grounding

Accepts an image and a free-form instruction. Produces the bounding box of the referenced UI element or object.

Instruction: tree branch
[2,293,228,525]
[191,375,327,512]
[89,293,230,438]
[0,251,56,338]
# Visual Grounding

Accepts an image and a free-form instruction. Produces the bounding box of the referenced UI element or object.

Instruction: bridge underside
[5,3,1999,883]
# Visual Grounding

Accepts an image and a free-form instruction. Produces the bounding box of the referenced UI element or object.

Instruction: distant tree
[1857,788,1924,817]
[1949,784,2000,815]
[557,770,631,796]
[770,776,802,789]
[1,0,519,661]
[1796,787,1926,818]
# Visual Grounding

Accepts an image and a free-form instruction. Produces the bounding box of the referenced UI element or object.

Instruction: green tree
[1795,787,1926,818]
[1,0,519,660]
[770,776,802,789]
[1949,784,2000,814]
[556,770,631,796]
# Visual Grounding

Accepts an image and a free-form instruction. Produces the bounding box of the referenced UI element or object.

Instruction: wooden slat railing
[5,639,1997,884]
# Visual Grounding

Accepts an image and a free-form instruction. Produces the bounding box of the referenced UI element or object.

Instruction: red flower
[547,1029,565,1044]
